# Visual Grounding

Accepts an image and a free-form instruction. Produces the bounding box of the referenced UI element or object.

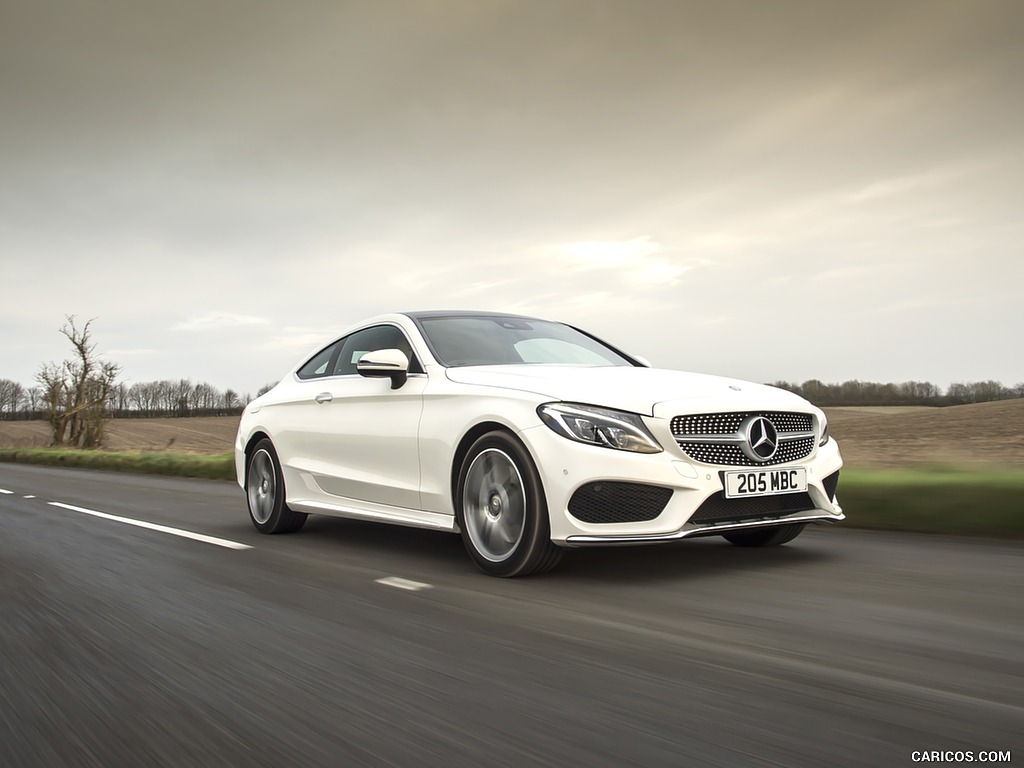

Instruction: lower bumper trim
[562,509,845,547]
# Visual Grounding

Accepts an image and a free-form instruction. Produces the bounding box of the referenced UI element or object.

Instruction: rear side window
[296,342,339,380]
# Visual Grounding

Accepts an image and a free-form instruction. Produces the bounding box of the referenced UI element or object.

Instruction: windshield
[417,315,637,367]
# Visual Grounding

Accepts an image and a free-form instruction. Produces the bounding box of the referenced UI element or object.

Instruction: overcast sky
[2,0,1021,395]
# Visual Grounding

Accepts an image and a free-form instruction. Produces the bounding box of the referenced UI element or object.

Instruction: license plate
[723,468,808,498]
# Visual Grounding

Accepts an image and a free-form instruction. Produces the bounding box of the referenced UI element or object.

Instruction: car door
[296,324,425,510]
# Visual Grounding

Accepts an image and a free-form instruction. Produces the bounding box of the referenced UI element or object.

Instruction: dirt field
[823,398,1024,468]
[0,417,240,454]
[1,399,1022,469]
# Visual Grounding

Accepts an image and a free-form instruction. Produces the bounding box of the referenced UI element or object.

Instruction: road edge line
[48,501,252,550]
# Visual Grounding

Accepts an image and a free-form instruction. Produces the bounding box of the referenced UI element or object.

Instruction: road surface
[1,463,1020,767]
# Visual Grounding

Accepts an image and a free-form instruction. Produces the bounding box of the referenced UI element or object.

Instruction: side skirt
[287,497,459,533]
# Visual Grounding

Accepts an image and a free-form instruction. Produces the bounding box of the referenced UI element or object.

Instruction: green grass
[0,448,235,481]
[839,467,1024,537]
[1,450,1021,537]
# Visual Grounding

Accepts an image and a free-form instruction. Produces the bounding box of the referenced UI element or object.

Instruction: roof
[402,310,545,321]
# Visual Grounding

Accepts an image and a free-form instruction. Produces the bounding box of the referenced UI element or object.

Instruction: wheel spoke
[494,517,515,547]
[501,505,523,540]
[481,462,499,489]
[482,516,498,550]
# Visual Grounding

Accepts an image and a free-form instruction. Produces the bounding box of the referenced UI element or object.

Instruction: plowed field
[0,417,239,454]
[823,398,1024,468]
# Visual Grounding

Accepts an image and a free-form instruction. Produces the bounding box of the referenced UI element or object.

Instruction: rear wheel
[456,431,563,577]
[722,523,805,547]
[246,439,307,534]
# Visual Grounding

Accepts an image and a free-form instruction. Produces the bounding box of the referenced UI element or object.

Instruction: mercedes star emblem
[742,416,779,462]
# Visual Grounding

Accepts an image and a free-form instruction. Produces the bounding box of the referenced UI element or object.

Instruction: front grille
[568,482,672,524]
[671,411,816,467]
[688,492,817,526]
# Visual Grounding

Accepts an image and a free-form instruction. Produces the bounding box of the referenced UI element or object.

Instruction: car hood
[444,365,813,417]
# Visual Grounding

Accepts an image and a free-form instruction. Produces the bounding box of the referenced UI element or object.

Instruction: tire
[246,439,307,534]
[722,523,805,547]
[456,431,563,577]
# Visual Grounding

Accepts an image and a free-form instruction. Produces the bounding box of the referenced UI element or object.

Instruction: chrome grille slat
[670,412,816,467]
[671,411,812,435]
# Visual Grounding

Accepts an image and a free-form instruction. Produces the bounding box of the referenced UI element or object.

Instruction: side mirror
[632,355,652,368]
[357,348,410,389]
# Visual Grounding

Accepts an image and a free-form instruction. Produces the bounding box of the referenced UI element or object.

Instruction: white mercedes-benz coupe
[236,311,843,576]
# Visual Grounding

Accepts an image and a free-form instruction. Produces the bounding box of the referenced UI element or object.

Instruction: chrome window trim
[291,371,428,384]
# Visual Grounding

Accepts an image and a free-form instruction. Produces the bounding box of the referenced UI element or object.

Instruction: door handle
[315,392,333,404]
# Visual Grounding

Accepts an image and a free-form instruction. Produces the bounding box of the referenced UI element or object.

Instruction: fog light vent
[567,482,672,524]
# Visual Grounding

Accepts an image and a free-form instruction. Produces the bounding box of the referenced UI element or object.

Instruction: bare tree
[113,382,131,414]
[223,388,240,410]
[0,378,24,419]
[35,316,121,447]
[25,386,42,417]
[193,381,219,411]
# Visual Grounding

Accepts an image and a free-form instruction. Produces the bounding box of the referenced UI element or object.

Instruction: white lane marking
[24,495,36,499]
[0,488,13,494]
[48,502,252,551]
[375,577,432,592]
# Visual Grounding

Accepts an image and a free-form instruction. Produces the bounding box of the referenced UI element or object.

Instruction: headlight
[538,403,662,454]
[819,416,829,446]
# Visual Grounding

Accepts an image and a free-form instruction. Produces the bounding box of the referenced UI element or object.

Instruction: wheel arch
[243,430,272,478]
[449,421,562,576]
[450,421,538,513]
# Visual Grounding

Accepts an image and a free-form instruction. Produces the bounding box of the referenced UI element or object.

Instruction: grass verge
[839,467,1024,537]
[1,450,1021,537]
[0,449,235,481]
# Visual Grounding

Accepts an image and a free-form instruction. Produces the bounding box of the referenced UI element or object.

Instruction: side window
[296,342,340,380]
[332,325,424,376]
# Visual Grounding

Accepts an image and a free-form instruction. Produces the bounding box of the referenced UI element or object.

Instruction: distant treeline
[0,378,276,421]
[769,379,1024,407]
[3,375,1022,420]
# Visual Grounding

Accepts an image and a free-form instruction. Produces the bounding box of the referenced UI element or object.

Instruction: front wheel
[722,523,805,547]
[456,431,563,577]
[246,439,307,534]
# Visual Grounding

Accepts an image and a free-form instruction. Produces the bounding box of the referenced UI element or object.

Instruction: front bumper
[517,422,844,546]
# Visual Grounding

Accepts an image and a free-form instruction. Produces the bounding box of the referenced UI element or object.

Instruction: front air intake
[568,482,672,524]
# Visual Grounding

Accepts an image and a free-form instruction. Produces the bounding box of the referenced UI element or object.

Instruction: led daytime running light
[538,403,662,454]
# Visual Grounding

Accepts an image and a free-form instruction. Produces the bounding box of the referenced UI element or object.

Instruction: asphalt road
[1,463,1021,768]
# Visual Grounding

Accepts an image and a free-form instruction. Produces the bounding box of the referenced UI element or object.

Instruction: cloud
[1,0,1021,391]
[868,296,970,315]
[105,348,156,357]
[557,237,662,267]
[172,312,269,331]
[847,170,956,203]
[258,327,338,354]
[537,236,698,286]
